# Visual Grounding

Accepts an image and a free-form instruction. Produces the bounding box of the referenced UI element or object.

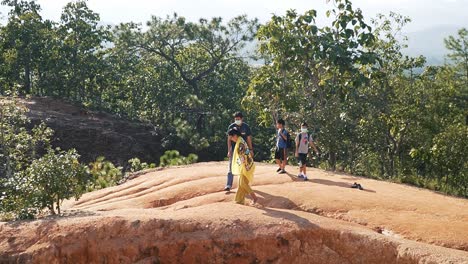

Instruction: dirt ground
[1,162,468,263]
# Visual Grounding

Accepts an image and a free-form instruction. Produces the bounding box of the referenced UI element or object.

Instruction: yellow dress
[231,137,255,204]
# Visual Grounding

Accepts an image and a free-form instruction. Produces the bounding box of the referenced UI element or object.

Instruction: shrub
[1,148,90,217]
[88,156,123,190]
[159,150,198,167]
[128,157,156,172]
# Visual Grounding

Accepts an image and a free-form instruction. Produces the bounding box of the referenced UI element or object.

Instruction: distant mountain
[403,25,464,65]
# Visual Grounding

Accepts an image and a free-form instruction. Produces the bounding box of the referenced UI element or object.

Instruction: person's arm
[295,135,299,157]
[246,125,253,156]
[227,125,232,157]
[247,135,253,156]
[279,129,287,140]
[227,135,232,157]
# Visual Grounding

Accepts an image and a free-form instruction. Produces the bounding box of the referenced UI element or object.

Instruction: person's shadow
[255,190,316,228]
[284,172,302,182]
[283,172,376,193]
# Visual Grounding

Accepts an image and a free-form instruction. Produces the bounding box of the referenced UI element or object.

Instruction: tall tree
[58,0,110,102]
[121,14,258,129]
[246,0,377,170]
[445,28,468,83]
[0,0,50,94]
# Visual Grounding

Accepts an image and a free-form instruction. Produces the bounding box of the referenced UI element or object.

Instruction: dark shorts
[298,153,308,167]
[275,147,287,160]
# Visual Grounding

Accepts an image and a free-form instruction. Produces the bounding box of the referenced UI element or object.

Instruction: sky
[0,0,467,33]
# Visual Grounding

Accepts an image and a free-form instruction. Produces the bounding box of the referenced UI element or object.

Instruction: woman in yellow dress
[228,128,258,205]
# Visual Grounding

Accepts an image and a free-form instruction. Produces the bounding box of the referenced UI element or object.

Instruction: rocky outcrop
[21,97,162,166]
[1,205,467,264]
[1,162,467,263]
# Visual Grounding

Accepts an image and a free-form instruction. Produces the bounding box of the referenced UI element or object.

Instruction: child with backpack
[275,119,290,174]
[295,122,320,181]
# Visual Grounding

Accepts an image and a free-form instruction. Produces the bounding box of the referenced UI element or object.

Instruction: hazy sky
[1,0,467,32]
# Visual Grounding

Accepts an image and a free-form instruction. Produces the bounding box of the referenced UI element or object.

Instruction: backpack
[298,133,310,143]
[283,129,293,149]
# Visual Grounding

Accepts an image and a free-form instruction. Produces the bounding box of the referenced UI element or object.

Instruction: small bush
[159,150,198,167]
[128,158,156,172]
[1,148,90,217]
[88,156,123,190]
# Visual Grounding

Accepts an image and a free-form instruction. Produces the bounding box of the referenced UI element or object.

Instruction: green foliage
[445,28,468,82]
[0,1,258,162]
[0,96,52,179]
[429,124,468,196]
[247,0,378,170]
[1,147,89,217]
[88,156,123,190]
[0,98,90,218]
[244,1,467,196]
[127,157,156,173]
[0,1,466,197]
[159,150,198,167]
[108,13,258,154]
[22,148,89,214]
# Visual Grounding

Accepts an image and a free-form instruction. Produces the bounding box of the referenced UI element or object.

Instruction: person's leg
[275,158,281,168]
[225,154,234,190]
[299,154,306,176]
[235,174,250,204]
[279,148,287,173]
[282,148,287,171]
[297,154,302,177]
[239,177,258,204]
[303,157,309,180]
[240,176,256,203]
[275,148,282,171]
[250,191,258,204]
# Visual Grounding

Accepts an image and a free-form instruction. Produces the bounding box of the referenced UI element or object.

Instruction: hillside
[404,25,461,65]
[20,97,163,166]
[1,162,467,263]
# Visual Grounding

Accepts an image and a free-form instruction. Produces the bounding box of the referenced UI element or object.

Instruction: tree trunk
[49,204,56,215]
[390,155,395,178]
[196,114,203,131]
[329,151,337,171]
[24,63,31,95]
[57,196,61,215]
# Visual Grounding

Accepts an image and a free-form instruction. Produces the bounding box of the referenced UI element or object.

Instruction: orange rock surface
[1,162,467,263]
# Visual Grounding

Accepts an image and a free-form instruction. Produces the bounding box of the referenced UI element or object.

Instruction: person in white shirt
[295,122,320,181]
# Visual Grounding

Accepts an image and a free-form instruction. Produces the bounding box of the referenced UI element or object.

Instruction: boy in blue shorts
[295,122,320,181]
[275,119,289,174]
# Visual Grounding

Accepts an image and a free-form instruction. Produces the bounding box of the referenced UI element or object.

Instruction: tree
[122,14,258,128]
[108,14,257,154]
[0,97,90,218]
[0,96,52,179]
[22,148,89,214]
[429,124,467,196]
[365,12,427,177]
[58,0,110,102]
[445,28,468,83]
[0,0,53,95]
[88,156,123,190]
[246,0,377,170]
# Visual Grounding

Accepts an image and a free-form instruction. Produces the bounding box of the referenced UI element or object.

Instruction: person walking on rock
[275,119,289,174]
[295,122,320,181]
[225,112,253,191]
[228,127,258,205]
